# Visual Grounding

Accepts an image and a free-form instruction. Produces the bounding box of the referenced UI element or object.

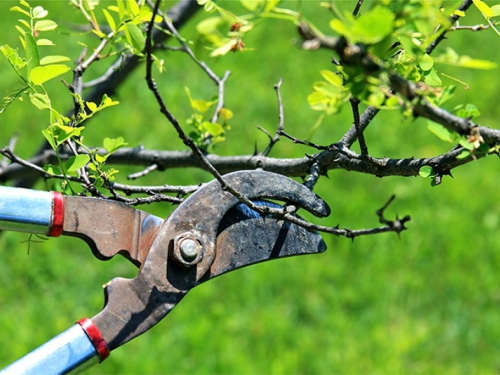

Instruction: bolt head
[179,238,200,261]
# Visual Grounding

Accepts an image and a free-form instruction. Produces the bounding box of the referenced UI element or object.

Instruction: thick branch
[0,143,478,183]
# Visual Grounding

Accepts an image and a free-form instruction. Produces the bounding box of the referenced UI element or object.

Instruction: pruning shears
[0,170,330,374]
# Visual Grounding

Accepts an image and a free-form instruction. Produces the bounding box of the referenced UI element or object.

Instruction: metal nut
[171,232,204,267]
[179,238,200,261]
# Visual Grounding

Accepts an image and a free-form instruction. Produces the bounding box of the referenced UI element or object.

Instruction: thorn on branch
[375,195,410,238]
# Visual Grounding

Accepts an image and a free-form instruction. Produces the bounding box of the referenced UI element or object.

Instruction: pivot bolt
[179,238,200,262]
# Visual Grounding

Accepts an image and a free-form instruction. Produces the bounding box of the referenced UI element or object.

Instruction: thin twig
[127,163,159,180]
[145,0,235,195]
[352,0,364,16]
[211,70,231,124]
[450,24,490,32]
[426,0,474,55]
[278,130,328,150]
[340,106,380,148]
[262,78,285,156]
[1,134,18,171]
[111,181,202,195]
[350,97,369,158]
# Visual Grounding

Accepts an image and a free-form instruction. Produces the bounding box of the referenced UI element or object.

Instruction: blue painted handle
[0,186,56,235]
[0,323,100,375]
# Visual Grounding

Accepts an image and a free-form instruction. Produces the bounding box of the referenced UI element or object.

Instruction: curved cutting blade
[199,200,327,283]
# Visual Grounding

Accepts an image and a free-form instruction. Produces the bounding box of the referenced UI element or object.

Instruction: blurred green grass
[2,1,500,374]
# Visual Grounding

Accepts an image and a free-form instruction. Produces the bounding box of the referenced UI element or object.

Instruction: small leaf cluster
[195,0,295,57]
[0,1,144,194]
[0,0,71,114]
[301,1,499,153]
[185,87,233,151]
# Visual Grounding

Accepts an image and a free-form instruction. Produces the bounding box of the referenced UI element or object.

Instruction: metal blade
[200,200,327,283]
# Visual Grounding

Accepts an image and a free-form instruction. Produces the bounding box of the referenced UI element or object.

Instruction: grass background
[1,1,500,373]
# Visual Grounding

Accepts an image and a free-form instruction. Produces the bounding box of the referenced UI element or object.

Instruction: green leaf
[137,8,163,23]
[10,6,31,17]
[418,54,434,71]
[103,137,128,153]
[330,6,394,44]
[29,92,50,110]
[312,81,343,97]
[86,101,98,112]
[37,39,55,46]
[32,6,49,19]
[196,16,223,35]
[100,94,119,107]
[29,64,70,85]
[19,19,31,30]
[210,40,237,57]
[473,0,493,18]
[491,4,500,17]
[307,91,329,111]
[43,124,85,148]
[435,48,497,70]
[184,87,215,113]
[427,122,457,142]
[1,44,27,78]
[203,122,223,136]
[117,0,126,19]
[419,166,435,178]
[24,33,40,77]
[423,68,442,86]
[43,164,61,175]
[103,8,116,32]
[126,0,140,16]
[454,56,497,70]
[65,154,90,172]
[320,70,342,86]
[124,22,145,52]
[367,91,385,107]
[241,0,263,11]
[83,0,99,11]
[456,150,471,160]
[34,20,58,32]
[42,128,57,149]
[459,139,475,151]
[40,55,71,65]
[219,108,233,121]
[435,85,456,106]
[456,103,481,119]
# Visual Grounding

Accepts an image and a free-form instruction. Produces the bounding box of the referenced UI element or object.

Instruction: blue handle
[0,323,100,375]
[0,186,63,236]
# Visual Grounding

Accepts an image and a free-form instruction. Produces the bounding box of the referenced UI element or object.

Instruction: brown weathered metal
[62,196,163,267]
[90,170,330,351]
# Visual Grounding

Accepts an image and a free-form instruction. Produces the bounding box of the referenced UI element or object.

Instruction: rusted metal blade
[200,200,327,283]
[62,196,164,267]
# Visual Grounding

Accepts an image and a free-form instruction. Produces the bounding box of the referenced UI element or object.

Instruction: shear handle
[0,186,64,236]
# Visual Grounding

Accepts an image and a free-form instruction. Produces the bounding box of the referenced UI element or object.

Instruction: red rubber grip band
[77,318,110,362]
[48,192,64,237]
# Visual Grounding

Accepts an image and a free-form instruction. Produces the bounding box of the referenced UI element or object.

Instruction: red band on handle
[48,192,64,237]
[77,318,110,362]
